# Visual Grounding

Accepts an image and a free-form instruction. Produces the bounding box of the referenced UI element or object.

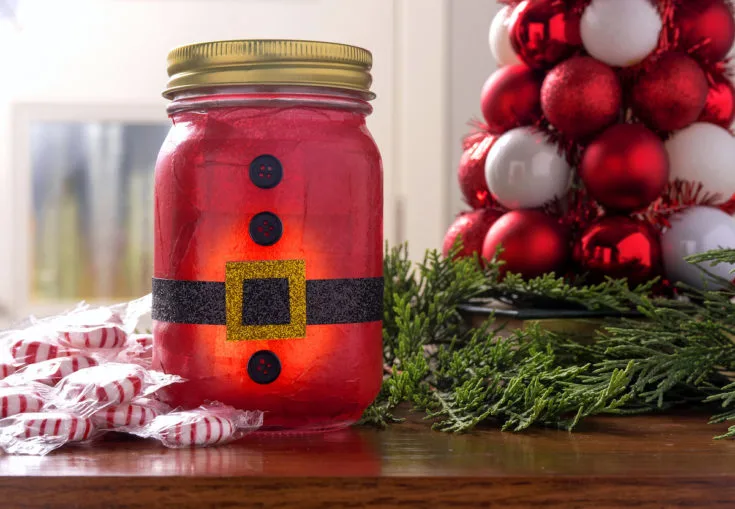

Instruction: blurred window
[30,122,169,301]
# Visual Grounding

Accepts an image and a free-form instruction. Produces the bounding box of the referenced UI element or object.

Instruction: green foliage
[362,244,735,437]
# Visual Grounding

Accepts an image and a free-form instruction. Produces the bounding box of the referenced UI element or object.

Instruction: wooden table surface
[1,411,734,508]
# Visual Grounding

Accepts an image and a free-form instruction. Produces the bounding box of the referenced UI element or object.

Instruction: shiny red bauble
[541,56,622,140]
[631,52,709,132]
[443,209,504,260]
[509,0,583,70]
[675,0,735,63]
[481,65,542,135]
[458,134,495,209]
[700,76,735,128]
[482,210,569,278]
[573,216,662,285]
[580,124,669,212]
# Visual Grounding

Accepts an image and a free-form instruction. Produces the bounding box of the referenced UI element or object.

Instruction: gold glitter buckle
[225,260,307,341]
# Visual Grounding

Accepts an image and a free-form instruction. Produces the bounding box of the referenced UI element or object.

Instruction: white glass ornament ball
[489,5,522,67]
[580,0,662,67]
[662,206,735,289]
[665,122,735,200]
[484,127,571,210]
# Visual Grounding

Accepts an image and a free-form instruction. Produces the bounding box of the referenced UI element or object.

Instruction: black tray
[457,301,642,321]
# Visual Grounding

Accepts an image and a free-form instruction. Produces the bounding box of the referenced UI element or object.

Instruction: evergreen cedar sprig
[363,244,735,438]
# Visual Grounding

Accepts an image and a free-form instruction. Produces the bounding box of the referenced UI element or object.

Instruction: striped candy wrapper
[9,338,77,366]
[2,355,99,387]
[91,398,169,429]
[0,411,95,455]
[0,385,46,418]
[0,363,16,380]
[115,334,153,369]
[51,363,184,417]
[131,403,263,448]
[59,325,127,350]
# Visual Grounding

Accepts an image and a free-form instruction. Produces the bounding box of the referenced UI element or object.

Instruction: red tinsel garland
[544,185,603,231]
[641,180,735,228]
[463,120,492,150]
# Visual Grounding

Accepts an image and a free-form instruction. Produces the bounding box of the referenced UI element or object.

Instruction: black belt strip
[152,277,384,326]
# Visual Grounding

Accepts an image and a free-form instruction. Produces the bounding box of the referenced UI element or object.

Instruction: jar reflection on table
[161,428,382,477]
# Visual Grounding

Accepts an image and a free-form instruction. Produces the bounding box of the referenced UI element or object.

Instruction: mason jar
[152,40,383,432]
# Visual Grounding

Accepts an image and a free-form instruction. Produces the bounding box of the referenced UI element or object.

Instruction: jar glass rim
[166,85,373,115]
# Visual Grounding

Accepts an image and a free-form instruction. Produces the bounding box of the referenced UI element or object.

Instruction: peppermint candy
[0,364,16,380]
[160,414,236,447]
[0,386,44,418]
[10,339,76,365]
[16,412,94,441]
[56,364,145,406]
[60,325,127,349]
[135,405,264,448]
[92,399,161,429]
[8,355,98,386]
[51,363,182,417]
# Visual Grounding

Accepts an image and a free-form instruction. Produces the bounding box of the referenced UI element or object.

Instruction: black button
[247,350,281,384]
[242,278,291,326]
[249,212,283,246]
[249,155,283,189]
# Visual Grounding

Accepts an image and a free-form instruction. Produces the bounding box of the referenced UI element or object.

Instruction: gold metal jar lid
[164,39,374,100]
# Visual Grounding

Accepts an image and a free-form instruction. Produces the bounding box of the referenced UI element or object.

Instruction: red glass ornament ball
[443,209,504,260]
[675,0,735,63]
[481,65,542,135]
[573,216,662,285]
[631,52,709,132]
[580,124,669,212]
[699,77,735,129]
[482,209,569,279]
[458,135,495,209]
[541,56,622,140]
[509,0,583,70]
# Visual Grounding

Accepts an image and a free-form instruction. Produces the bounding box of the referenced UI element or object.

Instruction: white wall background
[0,0,462,318]
[448,0,502,223]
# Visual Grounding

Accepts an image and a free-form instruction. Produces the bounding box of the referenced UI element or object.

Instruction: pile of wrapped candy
[0,297,262,455]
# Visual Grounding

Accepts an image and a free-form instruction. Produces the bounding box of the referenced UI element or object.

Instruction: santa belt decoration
[152,260,383,341]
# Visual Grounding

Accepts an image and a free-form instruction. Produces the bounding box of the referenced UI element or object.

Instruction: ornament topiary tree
[445,0,735,290]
